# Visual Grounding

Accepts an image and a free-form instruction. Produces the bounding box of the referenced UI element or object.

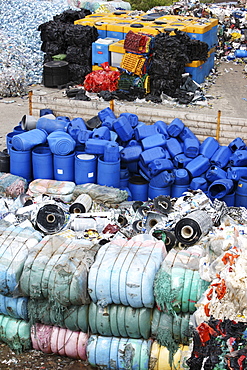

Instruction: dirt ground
[0,57,246,369]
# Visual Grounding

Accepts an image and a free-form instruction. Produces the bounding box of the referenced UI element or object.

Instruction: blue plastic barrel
[211,146,232,168]
[229,149,247,167]
[119,113,139,128]
[140,147,166,166]
[40,108,54,117]
[173,153,192,168]
[166,138,183,158]
[227,167,247,181]
[92,126,111,140]
[183,138,199,158]
[154,121,168,138]
[53,152,75,182]
[167,118,184,137]
[128,175,149,201]
[200,137,219,159]
[6,132,22,154]
[185,155,210,177]
[36,117,68,134]
[75,153,97,185]
[150,170,175,188]
[141,134,166,151]
[228,137,246,152]
[208,179,234,199]
[220,191,235,207]
[120,141,143,163]
[113,116,134,141]
[10,147,32,181]
[171,184,188,198]
[148,158,174,177]
[98,107,116,122]
[97,156,120,188]
[12,129,48,152]
[134,124,159,141]
[47,131,76,155]
[190,177,208,191]
[174,169,190,185]
[236,176,247,207]
[148,184,171,199]
[206,165,227,182]
[103,142,119,162]
[32,146,53,180]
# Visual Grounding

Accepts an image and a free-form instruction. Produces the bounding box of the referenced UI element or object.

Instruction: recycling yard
[2,0,247,369]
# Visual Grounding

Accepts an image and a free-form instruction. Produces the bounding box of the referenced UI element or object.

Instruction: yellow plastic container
[124,22,161,36]
[74,19,94,26]
[150,342,190,370]
[92,65,118,71]
[109,40,125,53]
[106,21,131,39]
[120,53,146,75]
[109,40,125,67]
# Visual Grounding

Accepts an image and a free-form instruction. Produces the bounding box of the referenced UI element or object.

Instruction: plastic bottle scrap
[0,0,73,96]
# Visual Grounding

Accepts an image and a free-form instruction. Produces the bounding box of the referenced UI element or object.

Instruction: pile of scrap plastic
[0,0,74,97]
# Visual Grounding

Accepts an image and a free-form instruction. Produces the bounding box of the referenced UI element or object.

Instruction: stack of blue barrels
[5,107,247,208]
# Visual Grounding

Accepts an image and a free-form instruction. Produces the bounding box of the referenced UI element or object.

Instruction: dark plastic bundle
[68,63,92,84]
[53,9,91,23]
[187,318,247,370]
[66,46,92,65]
[41,41,66,55]
[64,24,98,48]
[187,39,209,62]
[38,20,66,43]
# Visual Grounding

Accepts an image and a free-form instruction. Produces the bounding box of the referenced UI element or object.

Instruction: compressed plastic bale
[31,323,88,360]
[149,341,190,370]
[0,173,28,199]
[27,179,75,203]
[0,314,31,353]
[87,335,152,370]
[27,299,89,332]
[88,236,167,308]
[0,224,43,296]
[88,302,151,339]
[20,232,99,306]
[151,308,190,345]
[0,294,28,321]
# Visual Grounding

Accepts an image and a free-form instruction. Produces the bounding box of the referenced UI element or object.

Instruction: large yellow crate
[120,53,146,75]
[124,22,161,36]
[109,40,125,54]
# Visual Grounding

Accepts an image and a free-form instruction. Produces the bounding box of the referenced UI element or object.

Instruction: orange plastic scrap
[196,322,217,343]
[204,302,210,317]
[211,279,227,300]
[215,279,227,300]
[206,287,214,301]
[222,252,240,266]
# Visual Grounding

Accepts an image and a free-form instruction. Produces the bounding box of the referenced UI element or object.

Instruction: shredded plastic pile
[0,0,73,97]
